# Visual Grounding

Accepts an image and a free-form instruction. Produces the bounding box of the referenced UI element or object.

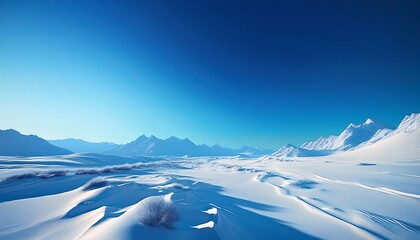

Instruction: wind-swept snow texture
[83,177,108,191]
[0,113,419,240]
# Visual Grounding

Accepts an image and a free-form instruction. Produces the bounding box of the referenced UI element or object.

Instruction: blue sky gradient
[1,0,419,149]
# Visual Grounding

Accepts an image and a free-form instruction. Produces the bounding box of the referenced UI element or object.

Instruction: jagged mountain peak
[166,136,180,141]
[361,118,380,125]
[148,135,158,140]
[271,113,419,160]
[345,118,384,131]
[134,134,148,141]
[106,135,269,157]
[283,143,298,148]
[301,117,389,151]
[270,143,327,158]
[364,118,374,124]
[397,113,420,132]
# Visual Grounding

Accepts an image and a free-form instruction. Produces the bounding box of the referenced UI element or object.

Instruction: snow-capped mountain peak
[268,143,330,159]
[271,144,299,157]
[301,118,388,151]
[271,113,419,160]
[396,113,420,133]
[364,118,374,124]
[105,135,273,157]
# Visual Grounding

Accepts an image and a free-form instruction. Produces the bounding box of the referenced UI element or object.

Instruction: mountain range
[49,135,274,157]
[48,138,117,154]
[1,113,418,158]
[269,113,420,159]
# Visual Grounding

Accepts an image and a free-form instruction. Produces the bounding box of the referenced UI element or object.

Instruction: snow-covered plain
[0,129,419,239]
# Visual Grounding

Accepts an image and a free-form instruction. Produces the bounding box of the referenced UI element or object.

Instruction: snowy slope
[0,129,72,156]
[0,114,419,240]
[270,113,419,159]
[301,118,389,151]
[270,144,330,158]
[328,128,420,163]
[353,113,419,149]
[1,127,418,240]
[393,113,420,134]
[300,135,338,151]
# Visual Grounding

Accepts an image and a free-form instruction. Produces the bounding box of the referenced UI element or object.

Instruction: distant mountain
[358,113,420,148]
[236,146,275,156]
[0,129,72,156]
[393,113,420,134]
[269,113,419,159]
[107,135,273,157]
[49,138,118,154]
[300,118,389,151]
[108,135,198,156]
[270,144,331,159]
[47,134,273,157]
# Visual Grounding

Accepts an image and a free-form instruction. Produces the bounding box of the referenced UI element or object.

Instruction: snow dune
[0,116,419,239]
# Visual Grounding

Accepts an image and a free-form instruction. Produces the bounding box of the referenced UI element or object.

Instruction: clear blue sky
[1,0,419,149]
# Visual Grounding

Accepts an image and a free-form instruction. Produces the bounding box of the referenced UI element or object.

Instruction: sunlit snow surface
[0,130,419,240]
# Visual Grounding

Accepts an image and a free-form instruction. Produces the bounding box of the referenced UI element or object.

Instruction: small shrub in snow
[83,177,108,190]
[99,166,113,173]
[290,179,318,189]
[38,170,67,178]
[169,183,189,190]
[112,164,132,171]
[2,172,37,182]
[75,169,100,175]
[137,196,180,228]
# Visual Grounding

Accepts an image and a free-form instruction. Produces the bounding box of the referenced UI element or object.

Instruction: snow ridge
[395,113,420,133]
[271,144,331,159]
[269,113,419,159]
[301,118,389,151]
